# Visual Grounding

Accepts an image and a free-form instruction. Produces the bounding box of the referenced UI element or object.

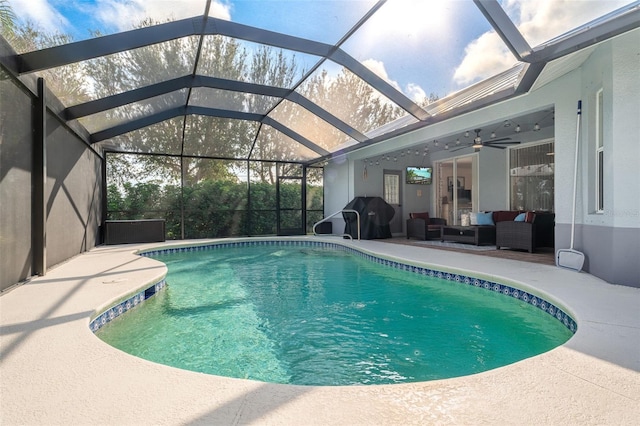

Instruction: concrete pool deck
[1,237,639,425]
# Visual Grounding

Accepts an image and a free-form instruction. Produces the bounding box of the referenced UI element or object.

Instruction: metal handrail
[312,209,360,240]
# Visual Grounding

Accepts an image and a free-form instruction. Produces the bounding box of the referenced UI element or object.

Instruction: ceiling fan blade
[485,144,507,149]
[486,137,512,142]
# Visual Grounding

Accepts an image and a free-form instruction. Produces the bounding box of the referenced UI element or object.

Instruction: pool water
[97,245,573,385]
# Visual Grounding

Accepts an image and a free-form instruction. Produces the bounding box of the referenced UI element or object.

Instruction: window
[509,142,554,212]
[596,89,604,212]
[383,173,400,205]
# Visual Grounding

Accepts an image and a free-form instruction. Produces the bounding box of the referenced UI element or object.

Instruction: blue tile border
[91,240,576,334]
[89,279,167,333]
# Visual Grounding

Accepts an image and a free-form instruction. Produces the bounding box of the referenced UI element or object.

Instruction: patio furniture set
[406,210,555,253]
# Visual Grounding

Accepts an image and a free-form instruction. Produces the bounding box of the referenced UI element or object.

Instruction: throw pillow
[514,213,526,222]
[469,212,478,225]
[476,211,495,226]
[460,213,470,226]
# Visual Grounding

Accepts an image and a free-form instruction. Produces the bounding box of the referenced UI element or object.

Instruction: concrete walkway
[1,237,638,425]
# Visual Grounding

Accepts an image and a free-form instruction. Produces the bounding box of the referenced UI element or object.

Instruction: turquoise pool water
[97,244,573,385]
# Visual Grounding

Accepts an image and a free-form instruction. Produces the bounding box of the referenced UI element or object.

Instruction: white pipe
[570,100,581,250]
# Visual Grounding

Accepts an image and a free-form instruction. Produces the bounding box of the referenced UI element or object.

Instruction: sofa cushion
[493,210,520,222]
[477,212,495,225]
[410,212,430,221]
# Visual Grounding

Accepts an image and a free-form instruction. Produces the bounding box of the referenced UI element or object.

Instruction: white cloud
[361,58,401,92]
[93,0,231,31]
[362,58,429,104]
[404,83,426,103]
[8,0,69,32]
[453,0,630,86]
[453,31,516,86]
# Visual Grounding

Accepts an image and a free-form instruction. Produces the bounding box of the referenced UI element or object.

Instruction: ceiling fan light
[472,142,483,149]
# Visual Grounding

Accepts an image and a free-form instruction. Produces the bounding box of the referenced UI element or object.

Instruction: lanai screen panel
[6,1,211,53]
[341,1,504,101]
[268,99,354,152]
[106,116,185,155]
[251,125,319,162]
[296,63,406,135]
[196,36,321,88]
[189,87,280,115]
[216,0,377,44]
[78,89,190,134]
[35,37,200,108]
[500,0,637,46]
[183,115,259,158]
[182,159,249,238]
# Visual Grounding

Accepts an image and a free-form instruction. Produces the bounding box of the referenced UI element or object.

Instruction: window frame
[507,139,555,213]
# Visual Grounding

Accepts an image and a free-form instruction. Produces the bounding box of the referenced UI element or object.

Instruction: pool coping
[1,236,639,425]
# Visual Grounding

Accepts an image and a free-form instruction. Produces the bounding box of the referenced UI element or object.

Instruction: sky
[7,0,635,101]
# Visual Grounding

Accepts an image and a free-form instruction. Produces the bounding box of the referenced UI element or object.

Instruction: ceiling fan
[452,129,520,152]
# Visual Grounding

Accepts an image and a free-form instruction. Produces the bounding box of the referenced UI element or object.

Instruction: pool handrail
[313,209,360,240]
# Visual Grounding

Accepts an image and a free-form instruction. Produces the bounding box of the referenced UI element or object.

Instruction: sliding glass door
[435,155,477,225]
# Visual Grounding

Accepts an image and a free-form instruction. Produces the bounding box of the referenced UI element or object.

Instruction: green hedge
[107,179,323,238]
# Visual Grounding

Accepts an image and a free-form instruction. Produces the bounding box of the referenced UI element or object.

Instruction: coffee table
[440,225,496,246]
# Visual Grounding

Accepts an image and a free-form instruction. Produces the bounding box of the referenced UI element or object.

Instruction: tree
[0,0,15,41]
[11,24,89,105]
[419,92,440,108]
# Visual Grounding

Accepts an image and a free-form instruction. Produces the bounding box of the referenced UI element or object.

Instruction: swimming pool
[92,240,575,386]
